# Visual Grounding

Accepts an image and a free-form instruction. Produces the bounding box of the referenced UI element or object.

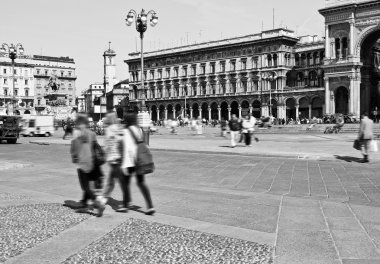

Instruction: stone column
[349,21,355,56]
[324,77,330,114]
[190,107,193,119]
[199,107,202,119]
[149,110,152,120]
[339,38,343,59]
[217,107,221,120]
[308,104,312,119]
[349,76,355,115]
[331,40,336,59]
[295,104,300,120]
[164,108,168,119]
[325,25,330,58]
[157,109,160,121]
[208,107,211,120]
[238,106,242,118]
[228,107,231,120]
[249,106,253,115]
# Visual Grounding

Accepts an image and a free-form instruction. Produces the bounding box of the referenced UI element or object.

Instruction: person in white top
[119,113,155,215]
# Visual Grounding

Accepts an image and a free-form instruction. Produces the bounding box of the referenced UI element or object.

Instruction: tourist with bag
[358,112,374,163]
[229,114,240,148]
[119,112,155,215]
[70,114,105,217]
[101,112,124,206]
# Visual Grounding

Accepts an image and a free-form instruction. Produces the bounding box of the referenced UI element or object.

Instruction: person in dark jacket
[229,114,240,148]
[70,114,105,217]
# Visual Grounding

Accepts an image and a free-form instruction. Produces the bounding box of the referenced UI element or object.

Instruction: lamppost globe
[9,45,15,54]
[150,15,158,26]
[19,46,24,54]
[0,46,5,53]
[140,14,147,23]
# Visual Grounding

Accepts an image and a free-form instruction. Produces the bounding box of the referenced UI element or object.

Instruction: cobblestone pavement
[62,218,273,264]
[0,203,90,263]
[1,140,380,263]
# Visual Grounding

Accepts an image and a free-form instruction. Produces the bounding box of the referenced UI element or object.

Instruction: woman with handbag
[70,114,105,217]
[119,112,155,215]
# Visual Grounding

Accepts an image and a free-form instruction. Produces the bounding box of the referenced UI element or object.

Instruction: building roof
[33,55,75,64]
[127,28,298,60]
[114,79,129,86]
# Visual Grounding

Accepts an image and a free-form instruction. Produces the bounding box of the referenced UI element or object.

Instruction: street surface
[1,128,380,263]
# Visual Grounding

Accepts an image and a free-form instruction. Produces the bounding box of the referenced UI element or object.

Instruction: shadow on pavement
[107,197,144,214]
[63,200,96,216]
[334,155,363,163]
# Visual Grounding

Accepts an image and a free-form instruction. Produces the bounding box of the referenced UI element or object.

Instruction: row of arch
[146,96,324,121]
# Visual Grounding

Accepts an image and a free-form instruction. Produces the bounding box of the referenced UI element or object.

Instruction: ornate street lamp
[125,9,158,112]
[1,43,24,115]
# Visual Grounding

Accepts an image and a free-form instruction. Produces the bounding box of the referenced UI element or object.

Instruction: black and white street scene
[2,0,380,263]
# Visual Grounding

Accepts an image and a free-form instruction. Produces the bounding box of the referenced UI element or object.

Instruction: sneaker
[116,205,128,213]
[255,137,259,142]
[145,208,156,216]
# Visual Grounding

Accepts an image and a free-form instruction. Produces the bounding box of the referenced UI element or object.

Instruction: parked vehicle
[0,115,21,144]
[21,115,55,137]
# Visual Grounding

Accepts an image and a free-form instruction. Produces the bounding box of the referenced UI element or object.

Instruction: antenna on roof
[261,21,264,32]
[108,41,111,50]
[185,32,189,44]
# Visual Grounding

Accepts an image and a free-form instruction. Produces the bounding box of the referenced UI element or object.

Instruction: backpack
[128,128,155,175]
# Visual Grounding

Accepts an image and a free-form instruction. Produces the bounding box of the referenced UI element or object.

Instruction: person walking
[63,118,73,139]
[101,112,124,205]
[358,112,374,163]
[229,114,240,148]
[220,118,227,137]
[242,115,255,146]
[70,114,105,217]
[119,113,155,215]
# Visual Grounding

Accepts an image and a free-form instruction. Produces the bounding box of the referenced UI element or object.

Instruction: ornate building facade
[125,29,325,121]
[125,0,380,121]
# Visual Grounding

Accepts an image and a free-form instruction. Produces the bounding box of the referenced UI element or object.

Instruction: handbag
[353,139,361,151]
[370,140,378,152]
[93,141,106,166]
[129,128,155,175]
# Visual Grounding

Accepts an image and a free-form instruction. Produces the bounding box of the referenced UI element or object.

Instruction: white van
[21,115,55,137]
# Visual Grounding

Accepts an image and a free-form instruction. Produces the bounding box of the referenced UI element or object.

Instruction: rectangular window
[210,64,215,74]
[61,71,64,77]
[220,62,226,73]
[14,69,17,75]
[14,89,18,96]
[191,66,196,75]
[37,70,40,75]
[4,79,7,84]
[3,69,6,74]
[68,71,72,76]
[158,71,162,79]
[241,60,247,70]
[201,65,206,74]
[25,90,29,97]
[25,80,28,85]
[4,89,8,96]
[230,61,236,71]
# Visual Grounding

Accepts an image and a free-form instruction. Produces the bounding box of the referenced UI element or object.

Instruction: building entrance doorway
[335,86,349,115]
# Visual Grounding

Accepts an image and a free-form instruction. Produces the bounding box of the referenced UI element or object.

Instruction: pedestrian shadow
[107,197,144,214]
[334,155,363,163]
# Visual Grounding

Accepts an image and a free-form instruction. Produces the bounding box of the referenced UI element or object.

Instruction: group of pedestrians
[70,112,155,217]
[228,114,258,148]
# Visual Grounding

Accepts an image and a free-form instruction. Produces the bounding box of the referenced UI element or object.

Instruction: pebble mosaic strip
[62,218,273,264]
[0,203,90,263]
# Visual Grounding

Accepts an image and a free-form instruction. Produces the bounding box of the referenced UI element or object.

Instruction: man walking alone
[358,112,374,163]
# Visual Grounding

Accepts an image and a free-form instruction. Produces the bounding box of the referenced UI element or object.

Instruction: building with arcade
[125,0,380,122]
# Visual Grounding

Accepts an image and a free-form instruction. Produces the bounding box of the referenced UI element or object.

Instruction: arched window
[301,54,307,66]
[295,54,300,66]
[296,72,304,87]
[4,89,8,96]
[273,54,278,67]
[267,54,272,67]
[309,71,318,87]
[342,37,348,58]
[335,38,340,59]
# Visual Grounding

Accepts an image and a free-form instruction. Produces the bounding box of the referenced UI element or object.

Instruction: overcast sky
[0,0,326,95]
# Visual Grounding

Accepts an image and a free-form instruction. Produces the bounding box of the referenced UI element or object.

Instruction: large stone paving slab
[0,203,90,263]
[61,218,273,264]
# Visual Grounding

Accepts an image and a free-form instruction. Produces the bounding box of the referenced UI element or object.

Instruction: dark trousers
[239,132,245,143]
[63,128,73,139]
[244,133,252,146]
[119,167,153,209]
[77,169,96,204]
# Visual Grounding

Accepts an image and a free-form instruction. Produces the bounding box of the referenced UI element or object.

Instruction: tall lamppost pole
[125,9,158,145]
[125,9,158,112]
[1,43,24,115]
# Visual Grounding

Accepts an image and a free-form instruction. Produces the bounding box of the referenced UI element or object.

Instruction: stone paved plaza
[1,128,380,263]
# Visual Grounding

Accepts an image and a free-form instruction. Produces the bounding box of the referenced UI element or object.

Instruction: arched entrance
[230,101,239,117]
[241,100,250,117]
[210,102,218,120]
[167,104,174,120]
[192,103,199,118]
[298,97,309,119]
[159,105,165,120]
[335,87,349,115]
[360,28,380,115]
[252,100,261,118]
[201,102,208,119]
[286,98,296,120]
[270,99,278,118]
[175,104,182,119]
[311,97,323,118]
[151,105,158,122]
[220,101,229,120]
